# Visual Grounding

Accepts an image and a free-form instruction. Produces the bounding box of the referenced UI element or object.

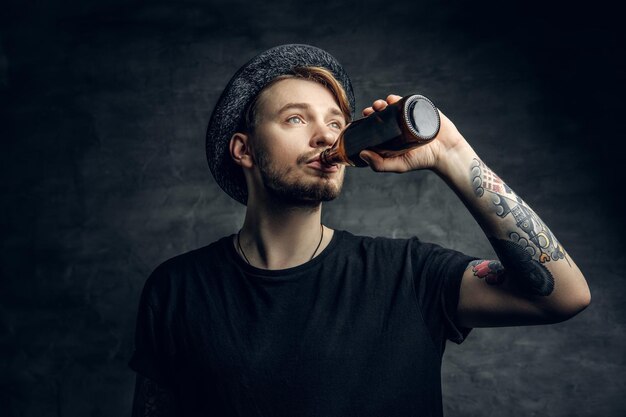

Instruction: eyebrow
[277,102,344,119]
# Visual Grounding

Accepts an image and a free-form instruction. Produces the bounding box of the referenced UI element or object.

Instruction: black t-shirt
[129,229,477,416]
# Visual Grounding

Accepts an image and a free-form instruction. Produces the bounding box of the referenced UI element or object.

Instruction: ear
[229,132,254,169]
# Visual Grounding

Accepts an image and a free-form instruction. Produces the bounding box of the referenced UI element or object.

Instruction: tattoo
[132,374,176,417]
[470,158,565,296]
[468,260,506,285]
[489,238,554,296]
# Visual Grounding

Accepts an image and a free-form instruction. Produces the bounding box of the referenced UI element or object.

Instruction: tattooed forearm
[487,238,555,296]
[469,158,567,296]
[132,374,176,417]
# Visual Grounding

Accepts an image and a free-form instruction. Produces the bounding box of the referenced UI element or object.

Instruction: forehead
[257,78,341,114]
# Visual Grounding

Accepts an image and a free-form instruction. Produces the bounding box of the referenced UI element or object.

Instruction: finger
[359,151,382,171]
[359,151,410,173]
[386,94,403,104]
[359,150,390,172]
[372,99,388,112]
[363,96,403,117]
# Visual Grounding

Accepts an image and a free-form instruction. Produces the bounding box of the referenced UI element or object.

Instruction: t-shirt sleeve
[128,264,173,386]
[411,238,479,352]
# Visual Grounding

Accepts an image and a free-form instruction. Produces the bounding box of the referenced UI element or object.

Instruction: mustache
[297,149,330,164]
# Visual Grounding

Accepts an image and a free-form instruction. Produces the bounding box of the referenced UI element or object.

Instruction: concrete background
[1,0,624,415]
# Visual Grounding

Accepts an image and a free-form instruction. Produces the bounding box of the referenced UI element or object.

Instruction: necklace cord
[237,224,324,266]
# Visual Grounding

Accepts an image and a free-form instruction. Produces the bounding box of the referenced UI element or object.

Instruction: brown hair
[240,66,352,134]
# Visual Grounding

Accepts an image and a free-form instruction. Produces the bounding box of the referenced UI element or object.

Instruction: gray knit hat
[205,44,355,205]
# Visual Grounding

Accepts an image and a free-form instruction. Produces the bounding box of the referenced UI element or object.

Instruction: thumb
[359,151,371,165]
[359,150,387,172]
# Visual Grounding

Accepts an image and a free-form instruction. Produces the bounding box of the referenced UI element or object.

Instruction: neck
[236,197,332,270]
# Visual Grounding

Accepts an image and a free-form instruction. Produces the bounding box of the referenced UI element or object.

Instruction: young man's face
[247,78,348,206]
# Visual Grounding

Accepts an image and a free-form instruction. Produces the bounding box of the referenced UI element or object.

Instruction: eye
[329,121,343,129]
[286,116,304,124]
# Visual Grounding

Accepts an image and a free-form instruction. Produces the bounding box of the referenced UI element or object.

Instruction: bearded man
[129,44,591,416]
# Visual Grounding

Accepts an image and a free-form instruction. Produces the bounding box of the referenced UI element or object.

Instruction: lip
[306,160,339,173]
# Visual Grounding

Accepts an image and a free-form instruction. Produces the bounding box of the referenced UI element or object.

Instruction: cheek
[267,139,306,161]
[255,124,310,163]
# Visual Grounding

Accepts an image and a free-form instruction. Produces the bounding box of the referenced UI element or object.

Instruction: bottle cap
[403,95,440,140]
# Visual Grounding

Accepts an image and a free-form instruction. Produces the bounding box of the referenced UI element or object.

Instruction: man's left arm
[359,95,591,328]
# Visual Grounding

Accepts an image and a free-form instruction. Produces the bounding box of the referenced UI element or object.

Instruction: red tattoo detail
[471,260,505,285]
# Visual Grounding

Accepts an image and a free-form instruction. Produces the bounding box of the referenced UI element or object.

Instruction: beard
[254,145,344,208]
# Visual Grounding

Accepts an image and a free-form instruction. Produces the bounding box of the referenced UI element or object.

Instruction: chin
[257,163,345,206]
[265,180,343,206]
[281,185,341,205]
[311,187,342,202]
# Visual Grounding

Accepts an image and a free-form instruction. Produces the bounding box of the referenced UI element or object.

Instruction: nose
[310,120,338,148]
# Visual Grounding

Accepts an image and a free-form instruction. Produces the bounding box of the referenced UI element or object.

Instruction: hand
[359,95,467,173]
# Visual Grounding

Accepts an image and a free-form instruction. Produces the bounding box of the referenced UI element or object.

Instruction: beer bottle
[320,94,440,167]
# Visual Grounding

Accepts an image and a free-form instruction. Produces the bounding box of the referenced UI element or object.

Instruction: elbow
[572,281,592,315]
[546,287,592,323]
[579,286,592,310]
[566,290,591,320]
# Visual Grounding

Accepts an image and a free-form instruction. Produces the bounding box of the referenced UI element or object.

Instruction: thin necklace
[237,224,324,266]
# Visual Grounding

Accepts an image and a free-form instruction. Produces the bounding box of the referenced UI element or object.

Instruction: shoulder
[339,229,471,265]
[140,236,232,302]
[336,229,426,257]
[166,235,232,270]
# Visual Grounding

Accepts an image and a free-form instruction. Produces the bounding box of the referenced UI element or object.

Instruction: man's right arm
[131,373,178,417]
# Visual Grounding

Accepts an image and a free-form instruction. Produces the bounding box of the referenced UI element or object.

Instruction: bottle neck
[320,132,352,166]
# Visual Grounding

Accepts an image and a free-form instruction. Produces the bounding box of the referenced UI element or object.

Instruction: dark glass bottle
[320,94,440,167]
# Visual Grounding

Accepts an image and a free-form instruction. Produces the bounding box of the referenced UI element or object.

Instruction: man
[129,44,590,416]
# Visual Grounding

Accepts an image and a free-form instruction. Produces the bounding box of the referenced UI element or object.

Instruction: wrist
[432,136,477,180]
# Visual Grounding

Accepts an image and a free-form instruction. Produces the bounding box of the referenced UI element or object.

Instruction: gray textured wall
[2,0,624,416]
